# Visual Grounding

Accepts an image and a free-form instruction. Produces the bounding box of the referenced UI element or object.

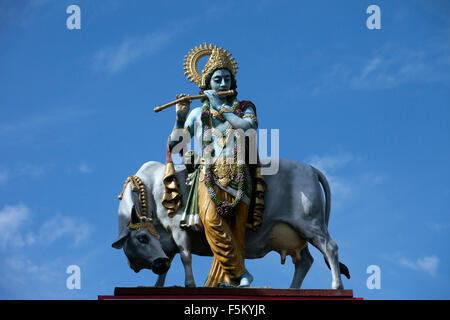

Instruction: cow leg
[179,249,196,287]
[154,272,167,287]
[169,224,196,287]
[289,246,314,289]
[308,232,343,289]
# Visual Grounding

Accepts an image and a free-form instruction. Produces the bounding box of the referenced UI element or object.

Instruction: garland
[201,99,247,218]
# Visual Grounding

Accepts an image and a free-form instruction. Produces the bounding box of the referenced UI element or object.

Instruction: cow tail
[312,167,331,227]
[313,167,351,280]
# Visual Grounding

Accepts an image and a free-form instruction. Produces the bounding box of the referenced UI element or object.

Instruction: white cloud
[0,165,47,185]
[37,215,91,246]
[0,107,95,136]
[17,164,46,177]
[308,153,359,173]
[312,40,450,93]
[93,30,175,74]
[0,0,55,27]
[204,1,234,18]
[0,254,74,299]
[0,204,32,249]
[361,172,388,186]
[0,204,91,249]
[0,204,93,298]
[4,255,61,285]
[306,153,388,212]
[307,153,358,201]
[399,255,439,277]
[25,0,54,10]
[78,163,93,174]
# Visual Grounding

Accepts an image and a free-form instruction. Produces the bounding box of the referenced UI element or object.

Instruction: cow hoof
[332,281,344,290]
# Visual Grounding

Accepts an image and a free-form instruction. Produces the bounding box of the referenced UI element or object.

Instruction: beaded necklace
[209,116,232,147]
[201,99,247,218]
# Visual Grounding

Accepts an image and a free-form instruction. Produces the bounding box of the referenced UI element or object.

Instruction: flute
[153,90,236,113]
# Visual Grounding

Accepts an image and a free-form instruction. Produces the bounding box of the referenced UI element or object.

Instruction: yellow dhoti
[197,171,248,287]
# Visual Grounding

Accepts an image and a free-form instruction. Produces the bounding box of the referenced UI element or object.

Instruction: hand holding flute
[175,93,190,120]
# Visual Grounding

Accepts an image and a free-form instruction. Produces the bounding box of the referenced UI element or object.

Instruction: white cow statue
[112,158,350,289]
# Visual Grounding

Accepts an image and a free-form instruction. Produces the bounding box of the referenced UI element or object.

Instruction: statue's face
[209,68,231,92]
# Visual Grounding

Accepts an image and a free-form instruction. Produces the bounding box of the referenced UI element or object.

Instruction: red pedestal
[98,287,362,300]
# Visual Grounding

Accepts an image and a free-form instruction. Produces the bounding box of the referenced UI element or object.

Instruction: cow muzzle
[152,258,171,275]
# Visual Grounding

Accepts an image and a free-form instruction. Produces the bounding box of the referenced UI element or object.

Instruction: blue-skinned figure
[166,44,266,287]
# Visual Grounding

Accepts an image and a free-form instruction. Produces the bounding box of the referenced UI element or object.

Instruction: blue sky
[0,0,449,300]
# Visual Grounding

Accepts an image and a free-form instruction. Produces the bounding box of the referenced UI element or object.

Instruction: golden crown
[183,43,239,89]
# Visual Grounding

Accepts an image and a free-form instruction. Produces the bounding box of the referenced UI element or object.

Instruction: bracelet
[210,109,225,121]
[242,114,257,120]
[219,105,234,114]
[243,114,258,126]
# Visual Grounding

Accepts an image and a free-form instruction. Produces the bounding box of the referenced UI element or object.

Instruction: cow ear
[112,235,127,249]
[131,205,140,224]
[112,230,129,249]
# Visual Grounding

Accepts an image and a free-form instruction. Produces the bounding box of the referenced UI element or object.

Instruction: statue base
[98,286,362,300]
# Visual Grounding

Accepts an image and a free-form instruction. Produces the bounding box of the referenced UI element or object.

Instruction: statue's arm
[168,107,200,151]
[222,105,258,130]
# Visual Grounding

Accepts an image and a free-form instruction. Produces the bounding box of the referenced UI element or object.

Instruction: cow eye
[137,235,149,244]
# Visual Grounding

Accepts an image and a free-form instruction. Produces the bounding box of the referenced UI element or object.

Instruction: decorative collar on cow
[127,215,160,240]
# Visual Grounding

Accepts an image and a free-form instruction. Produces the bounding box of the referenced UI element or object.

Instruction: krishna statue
[160,43,267,288]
